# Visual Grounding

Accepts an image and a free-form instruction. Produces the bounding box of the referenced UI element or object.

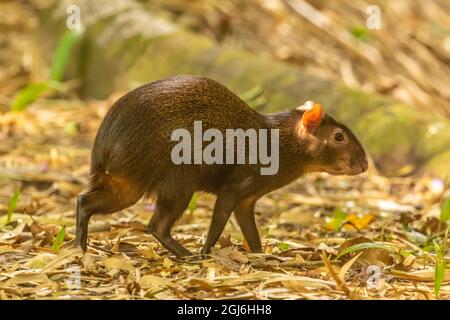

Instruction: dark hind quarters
[82,173,144,216]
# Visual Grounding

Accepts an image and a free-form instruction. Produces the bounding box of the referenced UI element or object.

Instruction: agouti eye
[334,132,344,142]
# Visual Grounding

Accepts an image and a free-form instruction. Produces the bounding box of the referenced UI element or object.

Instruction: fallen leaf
[163,257,174,269]
[104,254,135,273]
[343,213,374,231]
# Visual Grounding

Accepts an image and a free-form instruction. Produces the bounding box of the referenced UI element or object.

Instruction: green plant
[188,193,198,214]
[350,26,372,42]
[440,197,450,223]
[434,226,449,298]
[337,242,399,259]
[52,226,66,252]
[6,188,21,225]
[50,30,82,82]
[278,242,290,252]
[12,29,82,112]
[327,209,347,231]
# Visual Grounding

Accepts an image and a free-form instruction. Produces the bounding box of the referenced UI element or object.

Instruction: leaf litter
[0,99,449,300]
[0,0,449,300]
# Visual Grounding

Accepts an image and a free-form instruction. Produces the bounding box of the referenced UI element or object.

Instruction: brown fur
[74,75,368,256]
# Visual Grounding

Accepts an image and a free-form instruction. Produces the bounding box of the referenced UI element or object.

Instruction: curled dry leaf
[162,257,174,269]
[104,254,135,274]
[342,213,374,231]
[4,273,53,287]
[138,246,161,260]
[391,268,450,282]
[218,232,233,248]
[0,223,26,241]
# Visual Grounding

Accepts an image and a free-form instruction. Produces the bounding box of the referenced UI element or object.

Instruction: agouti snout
[75,75,368,256]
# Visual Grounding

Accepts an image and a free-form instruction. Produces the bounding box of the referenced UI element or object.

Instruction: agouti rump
[75,75,368,256]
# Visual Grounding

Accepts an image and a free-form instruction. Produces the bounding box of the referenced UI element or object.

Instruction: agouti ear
[298,103,324,134]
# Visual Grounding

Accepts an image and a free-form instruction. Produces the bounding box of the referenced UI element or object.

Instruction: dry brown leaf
[163,257,174,269]
[104,254,135,273]
[4,273,53,287]
[392,269,450,282]
[338,251,363,282]
[321,252,350,296]
[0,223,26,241]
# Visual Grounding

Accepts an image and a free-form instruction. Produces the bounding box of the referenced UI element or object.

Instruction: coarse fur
[75,75,368,256]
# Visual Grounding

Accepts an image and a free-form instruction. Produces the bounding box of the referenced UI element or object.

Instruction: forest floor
[0,0,449,300]
[0,100,449,300]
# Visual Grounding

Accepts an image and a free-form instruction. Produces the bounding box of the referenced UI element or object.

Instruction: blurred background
[0,0,449,300]
[1,0,449,177]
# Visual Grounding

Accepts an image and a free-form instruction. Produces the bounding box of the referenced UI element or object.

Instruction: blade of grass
[50,29,83,82]
[11,29,82,112]
[440,197,450,223]
[11,83,49,111]
[6,189,21,225]
[52,226,66,252]
[188,193,197,214]
[337,242,399,259]
[434,226,449,297]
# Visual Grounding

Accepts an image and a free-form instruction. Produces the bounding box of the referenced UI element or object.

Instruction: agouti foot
[172,247,192,258]
[73,238,87,253]
[200,247,211,255]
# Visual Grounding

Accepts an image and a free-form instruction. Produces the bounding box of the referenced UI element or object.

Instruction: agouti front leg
[201,192,238,254]
[148,193,193,257]
[234,197,262,253]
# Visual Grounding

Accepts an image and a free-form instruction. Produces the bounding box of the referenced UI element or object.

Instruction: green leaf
[6,189,21,225]
[350,26,372,42]
[327,209,347,231]
[64,121,79,135]
[11,29,81,112]
[188,193,197,214]
[278,242,290,252]
[52,226,66,252]
[434,259,446,297]
[337,242,399,259]
[434,226,449,297]
[50,29,83,82]
[11,82,49,111]
[440,197,450,223]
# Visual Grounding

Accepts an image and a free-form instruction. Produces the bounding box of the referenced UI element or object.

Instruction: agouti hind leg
[75,175,143,251]
[148,192,193,257]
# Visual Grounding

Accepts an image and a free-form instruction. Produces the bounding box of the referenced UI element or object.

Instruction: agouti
[75,75,368,256]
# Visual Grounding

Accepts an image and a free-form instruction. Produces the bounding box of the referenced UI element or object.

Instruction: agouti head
[295,102,368,176]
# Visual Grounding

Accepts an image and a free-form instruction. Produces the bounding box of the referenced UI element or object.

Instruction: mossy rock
[38,0,450,178]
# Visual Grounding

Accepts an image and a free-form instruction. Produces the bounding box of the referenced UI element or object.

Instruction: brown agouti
[75,75,368,256]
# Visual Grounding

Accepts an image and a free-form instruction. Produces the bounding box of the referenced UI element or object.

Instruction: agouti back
[75,75,368,256]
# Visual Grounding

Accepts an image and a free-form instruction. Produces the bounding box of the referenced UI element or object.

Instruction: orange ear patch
[301,103,324,132]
